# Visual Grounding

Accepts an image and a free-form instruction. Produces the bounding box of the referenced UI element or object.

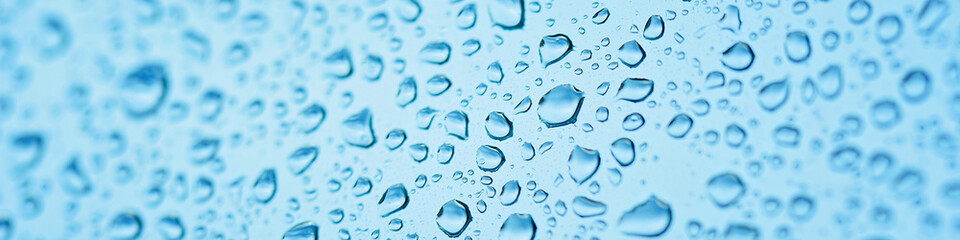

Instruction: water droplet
[617,78,654,102]
[419,42,451,64]
[396,77,418,107]
[378,184,409,217]
[477,145,506,172]
[758,79,790,111]
[622,113,646,131]
[444,111,469,140]
[408,143,428,162]
[870,99,902,129]
[704,71,726,89]
[785,31,811,62]
[108,212,143,239]
[876,15,903,44]
[721,42,754,71]
[426,75,451,96]
[121,64,168,118]
[707,173,746,207]
[899,70,931,103]
[539,34,572,67]
[618,195,672,237]
[342,109,376,148]
[395,0,421,22]
[618,40,646,68]
[457,4,477,29]
[611,138,635,166]
[489,0,524,29]
[537,84,584,127]
[666,113,694,138]
[283,221,318,240]
[499,213,536,240]
[592,8,609,24]
[384,129,407,150]
[324,49,353,78]
[818,65,844,100]
[485,112,514,140]
[297,104,326,133]
[158,215,185,240]
[643,15,665,40]
[572,196,607,217]
[848,0,872,24]
[500,180,521,206]
[486,62,504,83]
[288,146,318,175]
[253,169,277,203]
[352,177,373,196]
[436,199,471,237]
[568,145,600,184]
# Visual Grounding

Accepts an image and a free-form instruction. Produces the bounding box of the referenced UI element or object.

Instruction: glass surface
[0,0,959,239]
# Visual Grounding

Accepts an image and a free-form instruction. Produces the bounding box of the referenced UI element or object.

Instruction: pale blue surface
[1,0,959,239]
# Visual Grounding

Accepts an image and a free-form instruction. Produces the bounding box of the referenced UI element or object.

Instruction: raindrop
[384,129,407,150]
[818,65,843,100]
[622,113,645,131]
[378,184,409,217]
[785,31,811,63]
[568,145,600,184]
[721,42,754,71]
[108,212,143,239]
[592,8,609,24]
[643,15,665,40]
[477,145,506,172]
[899,70,931,103]
[297,104,326,133]
[618,195,672,237]
[847,0,872,24]
[572,196,607,217]
[537,84,584,127]
[666,113,694,138]
[436,199,471,237]
[396,77,417,107]
[419,42,451,64]
[611,138,635,166]
[282,221,318,240]
[444,110,469,140]
[253,169,277,203]
[324,49,353,78]
[457,4,477,29]
[539,34,572,67]
[618,40,646,68]
[288,146,318,175]
[707,173,746,207]
[617,78,654,102]
[485,112,514,140]
[426,75,451,96]
[758,79,789,111]
[499,213,536,240]
[120,63,168,118]
[500,180,521,206]
[342,109,376,147]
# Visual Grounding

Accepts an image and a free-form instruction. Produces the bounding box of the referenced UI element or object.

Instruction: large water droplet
[485,112,514,140]
[643,15,665,40]
[758,79,790,111]
[539,34,572,67]
[419,42,451,64]
[618,195,672,237]
[444,110,469,140]
[537,84,584,127]
[477,145,506,172]
[489,0,524,29]
[378,184,409,217]
[618,40,646,68]
[568,145,600,184]
[436,199,471,237]
[899,70,931,103]
[785,31,811,62]
[342,108,376,147]
[500,180,521,206]
[283,221,318,240]
[426,75,451,96]
[707,173,746,207]
[396,77,417,107]
[617,78,654,102]
[611,138,635,166]
[499,213,536,240]
[572,196,607,217]
[721,42,754,71]
[288,146,318,175]
[108,212,143,239]
[666,113,694,138]
[121,63,168,118]
[253,169,277,203]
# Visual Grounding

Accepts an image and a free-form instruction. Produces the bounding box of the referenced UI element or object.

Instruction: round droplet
[476,145,506,172]
[643,15,664,40]
[610,138,635,166]
[489,0,524,29]
[622,113,645,131]
[707,173,746,207]
[537,84,584,128]
[568,145,600,184]
[721,42,754,71]
[666,114,694,138]
[499,213,536,240]
[288,146,318,175]
[899,70,931,103]
[419,42,451,64]
[485,112,514,140]
[500,180,521,206]
[120,63,168,118]
[436,199,472,237]
[784,31,811,62]
[618,40,646,68]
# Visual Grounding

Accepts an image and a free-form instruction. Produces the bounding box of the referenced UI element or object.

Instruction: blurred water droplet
[253,169,277,203]
[707,173,746,207]
[342,109,376,147]
[618,195,672,237]
[283,221,318,240]
[572,196,607,217]
[499,213,536,240]
[643,15,664,40]
[489,0,524,29]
